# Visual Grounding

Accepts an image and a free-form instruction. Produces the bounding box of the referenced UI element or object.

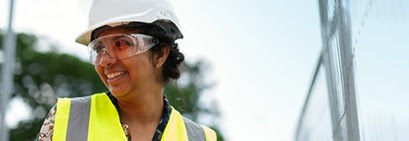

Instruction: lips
[107,71,125,79]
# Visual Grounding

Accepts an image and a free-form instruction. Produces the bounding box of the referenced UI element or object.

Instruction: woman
[38,0,216,140]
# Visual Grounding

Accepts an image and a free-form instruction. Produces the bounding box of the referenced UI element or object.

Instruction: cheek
[95,66,108,84]
[126,56,155,80]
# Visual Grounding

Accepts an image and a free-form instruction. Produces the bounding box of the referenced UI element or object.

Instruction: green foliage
[166,61,209,121]
[0,32,107,141]
[0,31,224,141]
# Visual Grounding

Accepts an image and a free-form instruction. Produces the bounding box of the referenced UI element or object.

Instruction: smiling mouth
[107,71,125,79]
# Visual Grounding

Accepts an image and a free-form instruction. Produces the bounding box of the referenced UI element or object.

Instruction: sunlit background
[1,0,408,141]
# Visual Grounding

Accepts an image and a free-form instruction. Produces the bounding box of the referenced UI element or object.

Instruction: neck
[116,87,164,125]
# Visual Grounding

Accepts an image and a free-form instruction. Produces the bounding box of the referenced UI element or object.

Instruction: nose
[98,50,117,67]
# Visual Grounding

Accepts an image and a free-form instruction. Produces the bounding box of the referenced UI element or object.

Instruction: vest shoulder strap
[201,125,217,141]
[53,96,92,141]
[183,117,206,141]
[184,117,217,141]
[162,107,217,141]
[53,93,126,141]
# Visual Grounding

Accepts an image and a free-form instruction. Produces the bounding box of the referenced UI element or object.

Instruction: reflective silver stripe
[183,117,206,141]
[66,96,91,141]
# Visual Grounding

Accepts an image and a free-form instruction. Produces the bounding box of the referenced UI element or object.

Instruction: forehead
[97,27,141,38]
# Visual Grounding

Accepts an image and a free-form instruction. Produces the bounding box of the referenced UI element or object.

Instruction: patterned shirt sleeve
[38,105,56,141]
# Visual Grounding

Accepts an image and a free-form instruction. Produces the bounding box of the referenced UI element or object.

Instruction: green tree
[166,60,224,141]
[3,32,106,141]
[0,31,224,141]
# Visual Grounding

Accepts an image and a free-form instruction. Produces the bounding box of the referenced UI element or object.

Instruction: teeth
[107,71,124,79]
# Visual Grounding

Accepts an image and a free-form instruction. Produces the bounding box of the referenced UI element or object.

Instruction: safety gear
[75,0,183,46]
[88,34,158,65]
[52,93,217,141]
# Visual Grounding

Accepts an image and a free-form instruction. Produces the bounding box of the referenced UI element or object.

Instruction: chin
[109,89,124,97]
[109,86,131,98]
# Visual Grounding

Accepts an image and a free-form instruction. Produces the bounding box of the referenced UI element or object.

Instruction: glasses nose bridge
[101,40,118,57]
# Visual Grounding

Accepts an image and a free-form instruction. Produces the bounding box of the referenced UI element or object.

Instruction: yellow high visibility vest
[52,93,216,141]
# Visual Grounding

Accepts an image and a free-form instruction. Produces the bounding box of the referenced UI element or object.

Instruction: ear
[154,47,170,68]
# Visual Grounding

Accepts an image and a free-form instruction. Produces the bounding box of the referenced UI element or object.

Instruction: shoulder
[38,105,57,141]
[57,93,110,106]
[37,93,111,141]
[171,108,217,141]
[183,117,217,141]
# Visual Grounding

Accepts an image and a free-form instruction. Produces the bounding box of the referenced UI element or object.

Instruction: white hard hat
[75,0,183,46]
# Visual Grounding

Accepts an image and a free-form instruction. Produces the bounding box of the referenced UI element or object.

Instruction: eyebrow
[111,35,123,42]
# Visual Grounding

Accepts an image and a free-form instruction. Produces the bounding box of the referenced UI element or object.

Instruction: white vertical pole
[0,0,16,140]
[337,0,361,140]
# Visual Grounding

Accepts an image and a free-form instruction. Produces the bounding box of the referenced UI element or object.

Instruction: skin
[95,27,170,141]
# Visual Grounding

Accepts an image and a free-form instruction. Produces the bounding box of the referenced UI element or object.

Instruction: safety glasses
[88,34,158,65]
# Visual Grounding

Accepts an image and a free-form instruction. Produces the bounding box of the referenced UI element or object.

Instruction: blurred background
[0,0,408,141]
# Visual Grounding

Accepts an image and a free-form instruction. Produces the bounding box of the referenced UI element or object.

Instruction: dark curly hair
[148,42,184,84]
[137,23,185,84]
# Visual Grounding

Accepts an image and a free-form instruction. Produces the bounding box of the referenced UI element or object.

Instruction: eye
[94,44,104,53]
[114,38,132,51]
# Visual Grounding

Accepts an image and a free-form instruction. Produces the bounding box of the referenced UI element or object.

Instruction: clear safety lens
[88,34,158,65]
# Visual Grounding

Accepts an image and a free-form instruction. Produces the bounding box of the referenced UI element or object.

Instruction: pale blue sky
[352,8,409,140]
[171,1,322,140]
